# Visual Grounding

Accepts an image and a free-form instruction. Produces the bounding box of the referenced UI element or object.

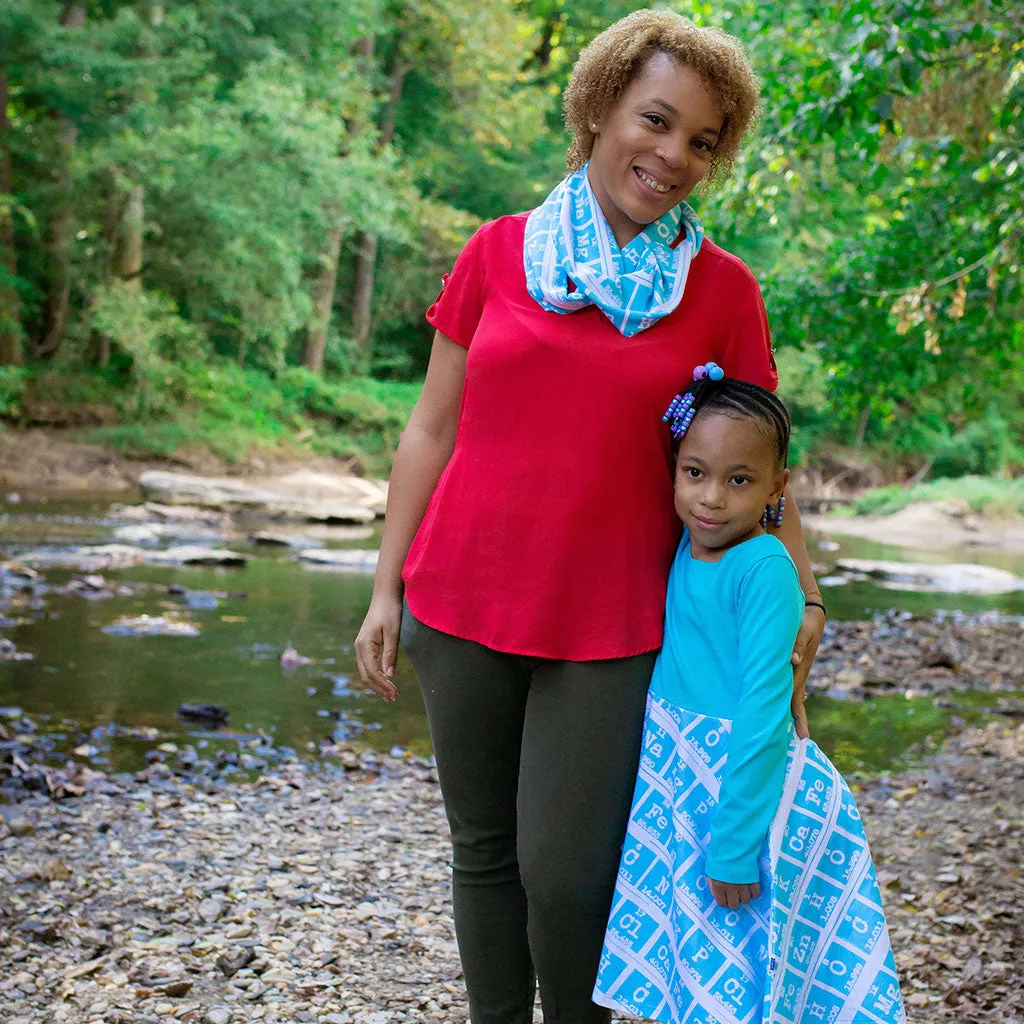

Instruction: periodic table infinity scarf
[523,162,704,338]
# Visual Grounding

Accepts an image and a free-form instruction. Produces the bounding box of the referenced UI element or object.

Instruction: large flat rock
[254,470,388,517]
[297,549,379,572]
[836,558,1024,594]
[138,471,380,524]
[12,544,249,570]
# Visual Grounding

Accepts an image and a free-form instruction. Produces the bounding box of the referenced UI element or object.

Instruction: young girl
[593,365,906,1024]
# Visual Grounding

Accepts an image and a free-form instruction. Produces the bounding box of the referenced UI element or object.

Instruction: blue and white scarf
[523,163,704,337]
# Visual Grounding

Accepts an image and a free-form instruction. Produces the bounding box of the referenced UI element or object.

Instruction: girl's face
[587,52,724,248]
[673,410,788,562]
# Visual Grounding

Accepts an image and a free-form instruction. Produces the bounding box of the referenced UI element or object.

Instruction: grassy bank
[0,364,421,475]
[845,476,1024,519]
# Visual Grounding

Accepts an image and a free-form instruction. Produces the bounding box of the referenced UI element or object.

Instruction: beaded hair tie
[662,361,725,440]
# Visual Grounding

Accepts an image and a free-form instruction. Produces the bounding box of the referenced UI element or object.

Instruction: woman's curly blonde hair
[563,9,760,180]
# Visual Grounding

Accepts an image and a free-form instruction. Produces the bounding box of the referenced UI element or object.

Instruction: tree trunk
[350,59,409,360]
[112,183,144,288]
[529,15,558,71]
[37,2,86,359]
[90,182,145,366]
[854,403,870,449]
[0,70,23,366]
[37,119,77,358]
[304,215,343,373]
[350,231,379,357]
[60,1,85,27]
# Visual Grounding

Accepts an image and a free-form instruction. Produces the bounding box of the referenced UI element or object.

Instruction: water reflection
[2,499,1022,774]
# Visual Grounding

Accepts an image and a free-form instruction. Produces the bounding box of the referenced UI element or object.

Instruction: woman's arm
[353,332,468,701]
[769,483,826,739]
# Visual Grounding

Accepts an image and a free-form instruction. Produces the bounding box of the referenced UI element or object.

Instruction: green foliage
[929,413,1024,480]
[2,362,420,472]
[89,283,205,408]
[0,0,1021,476]
[850,476,1024,517]
[277,367,415,431]
[82,421,223,460]
[704,0,1023,443]
[774,347,829,467]
[20,365,122,410]
[367,198,483,378]
[0,367,28,418]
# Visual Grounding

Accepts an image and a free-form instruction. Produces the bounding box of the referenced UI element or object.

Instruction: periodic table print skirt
[593,694,906,1024]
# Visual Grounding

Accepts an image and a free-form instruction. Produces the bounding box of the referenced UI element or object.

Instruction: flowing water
[2,494,1022,777]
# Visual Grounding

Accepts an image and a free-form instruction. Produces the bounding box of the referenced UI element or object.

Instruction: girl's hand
[790,603,826,739]
[354,595,403,702]
[708,877,760,909]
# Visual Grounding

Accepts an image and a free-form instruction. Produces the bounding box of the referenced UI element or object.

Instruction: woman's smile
[634,167,677,195]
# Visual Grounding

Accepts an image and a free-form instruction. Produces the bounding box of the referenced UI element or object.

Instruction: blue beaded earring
[760,494,785,528]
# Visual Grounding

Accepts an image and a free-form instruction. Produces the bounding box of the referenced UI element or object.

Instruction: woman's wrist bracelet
[804,599,827,617]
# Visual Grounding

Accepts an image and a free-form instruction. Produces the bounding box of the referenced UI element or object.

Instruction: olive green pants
[401,605,655,1024]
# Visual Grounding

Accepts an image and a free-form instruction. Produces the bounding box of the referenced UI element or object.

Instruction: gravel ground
[2,722,1022,1024]
[806,610,1024,700]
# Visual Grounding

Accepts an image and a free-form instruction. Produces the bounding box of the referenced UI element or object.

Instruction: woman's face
[587,52,724,248]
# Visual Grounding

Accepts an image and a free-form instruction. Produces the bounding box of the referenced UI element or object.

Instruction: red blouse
[402,212,777,661]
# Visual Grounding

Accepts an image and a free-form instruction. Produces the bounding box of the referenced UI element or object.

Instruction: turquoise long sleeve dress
[594,530,906,1024]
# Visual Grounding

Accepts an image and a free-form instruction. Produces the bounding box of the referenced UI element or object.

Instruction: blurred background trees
[1,0,1020,475]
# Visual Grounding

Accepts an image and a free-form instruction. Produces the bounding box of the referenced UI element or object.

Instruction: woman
[355,10,826,1024]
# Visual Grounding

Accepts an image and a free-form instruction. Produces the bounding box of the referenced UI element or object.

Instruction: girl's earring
[761,496,785,529]
[774,494,785,528]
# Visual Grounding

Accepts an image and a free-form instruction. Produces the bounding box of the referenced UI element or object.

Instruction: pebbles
[806,609,1024,699]
[1,727,1022,1022]
[0,753,465,1024]
[856,722,1024,1021]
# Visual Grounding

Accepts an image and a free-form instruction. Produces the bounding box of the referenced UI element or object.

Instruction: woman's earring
[590,123,598,132]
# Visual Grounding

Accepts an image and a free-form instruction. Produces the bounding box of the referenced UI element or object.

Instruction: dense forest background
[1,0,1021,476]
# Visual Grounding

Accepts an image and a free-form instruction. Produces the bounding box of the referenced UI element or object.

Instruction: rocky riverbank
[805,610,1024,701]
[0,431,388,517]
[2,721,1022,1024]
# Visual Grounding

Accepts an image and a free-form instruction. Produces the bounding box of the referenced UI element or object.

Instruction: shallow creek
[1,493,1022,779]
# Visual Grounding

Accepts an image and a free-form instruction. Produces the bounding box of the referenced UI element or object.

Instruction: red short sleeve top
[402,212,778,661]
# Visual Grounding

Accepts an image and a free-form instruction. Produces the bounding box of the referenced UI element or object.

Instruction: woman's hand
[354,594,403,702]
[790,603,825,739]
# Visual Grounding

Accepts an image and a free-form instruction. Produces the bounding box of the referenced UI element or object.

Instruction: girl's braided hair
[667,375,791,466]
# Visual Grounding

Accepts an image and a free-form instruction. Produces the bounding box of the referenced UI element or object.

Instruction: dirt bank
[0,429,369,495]
[804,501,1024,554]
[4,427,1022,554]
